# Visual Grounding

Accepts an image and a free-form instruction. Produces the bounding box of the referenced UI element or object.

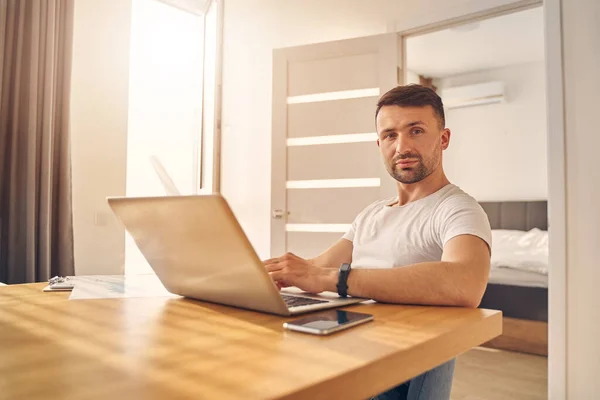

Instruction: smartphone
[283,309,373,335]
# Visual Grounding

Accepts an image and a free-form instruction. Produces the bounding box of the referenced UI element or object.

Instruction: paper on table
[68,274,179,300]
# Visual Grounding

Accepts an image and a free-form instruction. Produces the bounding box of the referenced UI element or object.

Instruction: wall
[221,0,530,260]
[562,0,600,396]
[70,0,132,275]
[406,69,421,84]
[437,62,547,201]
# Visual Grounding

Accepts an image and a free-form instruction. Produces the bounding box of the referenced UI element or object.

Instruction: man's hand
[264,252,338,294]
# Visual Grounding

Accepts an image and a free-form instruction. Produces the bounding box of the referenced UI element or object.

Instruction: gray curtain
[0,0,75,284]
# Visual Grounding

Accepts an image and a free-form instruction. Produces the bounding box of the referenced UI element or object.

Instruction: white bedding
[490,228,548,275]
[488,267,548,288]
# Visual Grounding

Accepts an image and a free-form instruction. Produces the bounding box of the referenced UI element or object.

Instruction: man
[265,84,491,400]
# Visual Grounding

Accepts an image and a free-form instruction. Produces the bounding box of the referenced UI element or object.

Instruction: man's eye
[412,129,424,135]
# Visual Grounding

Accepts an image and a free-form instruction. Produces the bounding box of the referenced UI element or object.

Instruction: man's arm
[322,234,490,308]
[267,234,490,308]
[309,239,353,269]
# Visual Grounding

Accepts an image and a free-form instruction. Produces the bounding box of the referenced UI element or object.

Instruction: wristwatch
[336,263,352,297]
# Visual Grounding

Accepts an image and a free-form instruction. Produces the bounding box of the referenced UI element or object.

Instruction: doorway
[270,1,562,397]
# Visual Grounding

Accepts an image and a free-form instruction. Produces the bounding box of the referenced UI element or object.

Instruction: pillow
[517,227,548,249]
[491,229,527,248]
[490,228,549,275]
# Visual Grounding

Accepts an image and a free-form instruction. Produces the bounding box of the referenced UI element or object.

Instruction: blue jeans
[370,359,456,400]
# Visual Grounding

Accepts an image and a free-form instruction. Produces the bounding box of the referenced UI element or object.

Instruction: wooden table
[0,283,501,400]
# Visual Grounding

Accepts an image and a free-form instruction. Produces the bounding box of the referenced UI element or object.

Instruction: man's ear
[441,128,451,150]
[376,138,380,148]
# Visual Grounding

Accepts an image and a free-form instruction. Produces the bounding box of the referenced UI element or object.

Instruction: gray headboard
[479,201,548,231]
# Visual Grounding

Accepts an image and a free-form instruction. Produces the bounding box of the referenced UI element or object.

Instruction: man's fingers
[263,257,280,265]
[269,271,285,282]
[264,252,300,264]
[265,262,284,273]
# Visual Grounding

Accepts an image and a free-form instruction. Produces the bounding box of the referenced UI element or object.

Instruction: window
[125,0,220,275]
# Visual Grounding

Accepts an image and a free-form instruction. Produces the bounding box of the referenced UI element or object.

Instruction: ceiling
[406,7,545,78]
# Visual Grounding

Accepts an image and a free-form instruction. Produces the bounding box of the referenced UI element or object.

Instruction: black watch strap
[336,263,352,297]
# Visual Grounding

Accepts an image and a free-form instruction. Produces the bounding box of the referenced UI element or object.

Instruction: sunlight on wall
[125,0,204,275]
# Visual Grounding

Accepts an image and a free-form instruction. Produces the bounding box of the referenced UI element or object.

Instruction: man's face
[376,105,450,184]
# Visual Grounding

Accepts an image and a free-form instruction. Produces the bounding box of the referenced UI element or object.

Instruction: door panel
[287,187,380,224]
[287,96,379,138]
[288,53,379,96]
[286,232,349,259]
[288,142,380,181]
[271,33,400,257]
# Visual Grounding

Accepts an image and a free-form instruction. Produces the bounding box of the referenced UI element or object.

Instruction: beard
[385,146,441,184]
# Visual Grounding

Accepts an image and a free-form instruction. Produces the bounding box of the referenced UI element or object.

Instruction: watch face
[341,263,351,272]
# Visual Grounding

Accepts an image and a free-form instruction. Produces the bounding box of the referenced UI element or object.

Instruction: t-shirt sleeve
[342,217,357,242]
[437,195,492,250]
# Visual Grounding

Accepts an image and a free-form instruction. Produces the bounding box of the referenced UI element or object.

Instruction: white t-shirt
[342,184,491,268]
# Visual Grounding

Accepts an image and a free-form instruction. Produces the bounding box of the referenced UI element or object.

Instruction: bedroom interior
[404,6,549,357]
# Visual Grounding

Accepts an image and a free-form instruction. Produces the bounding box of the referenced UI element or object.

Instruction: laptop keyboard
[281,294,329,308]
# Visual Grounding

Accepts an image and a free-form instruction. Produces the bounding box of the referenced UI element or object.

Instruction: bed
[478,201,549,356]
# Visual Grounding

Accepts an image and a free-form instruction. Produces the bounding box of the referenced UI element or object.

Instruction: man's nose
[395,136,412,155]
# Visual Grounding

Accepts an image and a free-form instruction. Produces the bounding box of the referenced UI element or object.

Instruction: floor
[450,347,548,400]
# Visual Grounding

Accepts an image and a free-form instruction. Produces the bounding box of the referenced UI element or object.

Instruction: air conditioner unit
[439,81,505,110]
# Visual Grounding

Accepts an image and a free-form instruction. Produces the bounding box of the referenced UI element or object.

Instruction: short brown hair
[375,84,445,128]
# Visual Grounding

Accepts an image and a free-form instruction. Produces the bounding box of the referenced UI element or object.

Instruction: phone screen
[284,310,373,334]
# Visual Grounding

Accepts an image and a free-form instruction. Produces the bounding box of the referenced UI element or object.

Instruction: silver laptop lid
[149,155,181,196]
[107,194,290,315]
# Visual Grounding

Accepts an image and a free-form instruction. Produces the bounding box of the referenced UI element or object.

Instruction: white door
[271,34,401,258]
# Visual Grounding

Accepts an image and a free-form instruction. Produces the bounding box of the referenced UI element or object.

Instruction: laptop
[107,160,363,315]
[149,155,181,196]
